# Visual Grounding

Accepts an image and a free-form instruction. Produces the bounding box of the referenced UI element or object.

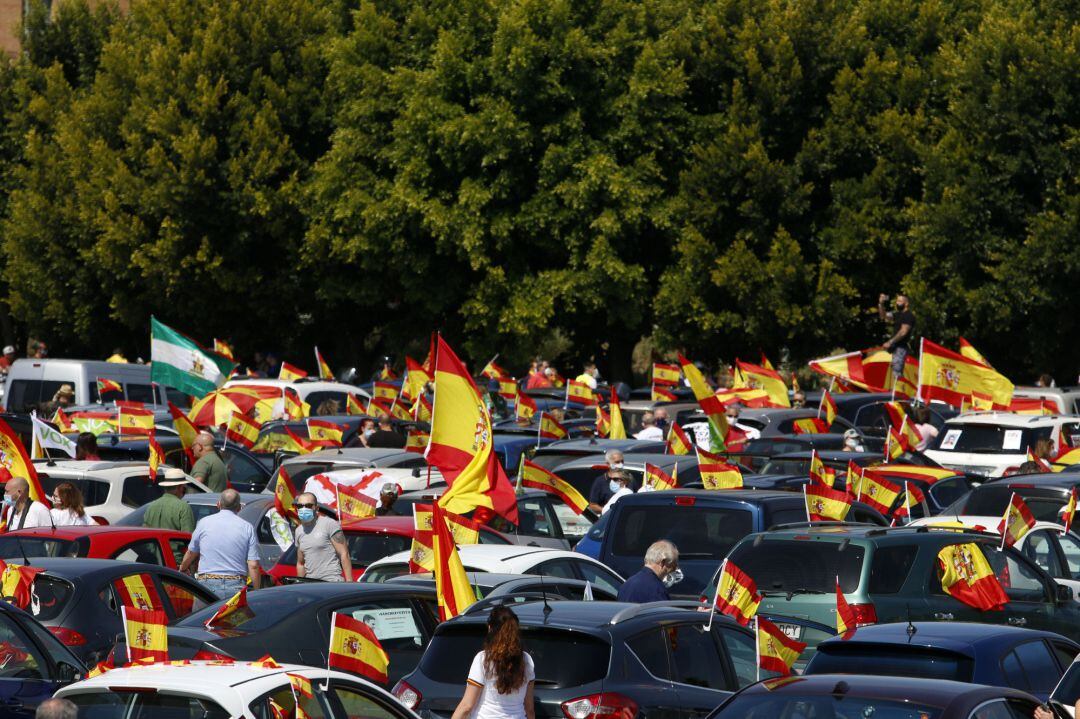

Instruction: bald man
[191,431,228,493]
[3,477,52,529]
[179,489,260,596]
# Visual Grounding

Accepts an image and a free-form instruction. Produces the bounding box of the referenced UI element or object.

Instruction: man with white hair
[588,449,625,514]
[191,431,228,492]
[634,413,664,441]
[616,540,680,603]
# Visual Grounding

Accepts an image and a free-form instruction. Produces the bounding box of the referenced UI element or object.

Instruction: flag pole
[536,412,543,449]
[803,485,811,523]
[705,558,726,632]
[755,616,761,682]
[323,612,336,690]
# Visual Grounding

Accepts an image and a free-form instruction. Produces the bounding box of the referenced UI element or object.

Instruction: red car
[0,526,191,569]
[267,516,510,584]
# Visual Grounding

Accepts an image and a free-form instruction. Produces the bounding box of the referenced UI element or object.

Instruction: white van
[2,358,170,412]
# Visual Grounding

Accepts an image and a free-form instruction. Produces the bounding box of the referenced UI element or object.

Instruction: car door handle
[1008,617,1027,626]
[933,612,954,620]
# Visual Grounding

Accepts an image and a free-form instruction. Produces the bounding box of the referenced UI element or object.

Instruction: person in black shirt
[375,483,400,515]
[367,414,406,449]
[878,293,916,383]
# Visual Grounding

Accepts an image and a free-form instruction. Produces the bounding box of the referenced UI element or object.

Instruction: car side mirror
[1057,583,1073,604]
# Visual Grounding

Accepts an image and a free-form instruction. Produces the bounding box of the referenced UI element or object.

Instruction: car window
[126,384,155,403]
[0,613,46,679]
[69,692,231,718]
[807,644,974,682]
[112,540,165,566]
[168,539,188,567]
[332,600,426,677]
[963,487,1069,523]
[980,546,1051,602]
[478,529,510,545]
[328,682,403,719]
[627,629,671,680]
[360,564,410,583]
[516,498,557,538]
[0,537,79,560]
[1052,641,1078,671]
[532,559,579,580]
[667,623,727,690]
[576,562,622,596]
[1022,530,1062,578]
[22,615,81,674]
[345,534,413,569]
[1010,640,1064,695]
[28,576,74,622]
[611,506,753,561]
[971,700,1023,719]
[160,577,210,620]
[249,686,313,719]
[1001,651,1028,692]
[729,540,865,593]
[1056,533,1080,581]
[929,478,970,508]
[1052,659,1080,706]
[717,626,759,688]
[930,425,1052,454]
[225,449,265,488]
[122,476,165,508]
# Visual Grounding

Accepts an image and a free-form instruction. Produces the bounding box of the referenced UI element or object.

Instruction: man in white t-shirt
[634,413,664,441]
[3,476,52,530]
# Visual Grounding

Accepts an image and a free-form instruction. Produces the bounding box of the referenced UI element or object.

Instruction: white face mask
[609,462,624,470]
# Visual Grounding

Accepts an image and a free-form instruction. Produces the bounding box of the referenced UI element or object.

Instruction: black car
[945,473,1080,521]
[386,573,618,601]
[163,582,439,687]
[707,673,1041,719]
[17,558,216,665]
[94,433,273,492]
[528,438,668,472]
[0,602,85,718]
[395,600,762,719]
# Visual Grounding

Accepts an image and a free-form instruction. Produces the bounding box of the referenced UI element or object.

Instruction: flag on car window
[306,419,344,448]
[328,612,389,683]
[937,542,1008,611]
[372,381,398,401]
[345,394,366,416]
[885,428,906,462]
[225,412,261,449]
[594,403,611,438]
[410,504,481,573]
[854,470,900,515]
[122,606,169,663]
[804,482,850,522]
[273,468,301,525]
[792,417,827,434]
[96,377,123,397]
[147,432,165,482]
[667,423,694,456]
[809,450,832,487]
[288,672,314,699]
[845,462,863,500]
[114,574,165,612]
[0,563,43,610]
[757,617,807,677]
[279,362,308,382]
[520,460,589,514]
[696,448,743,490]
[890,482,926,526]
[565,380,596,406]
[652,363,681,386]
[337,482,377,525]
[204,586,254,629]
[819,390,837,427]
[405,429,430,455]
[652,386,678,402]
[404,357,431,400]
[712,561,761,626]
[998,493,1036,549]
[116,402,155,436]
[1062,488,1077,535]
[643,463,677,492]
[515,391,537,422]
[538,413,568,440]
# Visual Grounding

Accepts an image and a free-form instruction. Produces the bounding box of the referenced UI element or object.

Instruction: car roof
[5,525,186,538]
[737,408,816,422]
[732,673,1032,704]
[610,488,806,507]
[387,572,591,590]
[818,621,1071,656]
[371,544,598,571]
[26,557,174,577]
[984,474,1080,489]
[341,516,417,534]
[946,412,1073,426]
[538,438,666,453]
[245,582,435,601]
[769,450,878,462]
[554,454,696,472]
[757,524,997,544]
[282,447,413,464]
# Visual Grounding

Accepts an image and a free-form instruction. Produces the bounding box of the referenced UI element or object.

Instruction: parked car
[1013,386,1080,416]
[55,660,419,719]
[805,621,1080,702]
[394,600,763,719]
[222,378,370,420]
[528,438,668,472]
[361,545,625,595]
[1050,651,1080,718]
[17,558,216,664]
[3,358,170,412]
[277,448,431,487]
[729,434,851,472]
[164,583,439,687]
[0,601,85,718]
[706,673,1041,719]
[0,525,191,569]
[386,572,619,601]
[941,474,1080,522]
[92,433,273,491]
[925,412,1080,478]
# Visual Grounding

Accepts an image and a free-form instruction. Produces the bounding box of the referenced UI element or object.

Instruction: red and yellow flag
[404,357,431,401]
[809,351,872,392]
[148,432,165,483]
[652,363,681,386]
[793,417,827,434]
[213,339,234,361]
[891,482,925,524]
[314,347,334,380]
[819,390,837,428]
[937,543,1008,611]
[280,427,314,455]
[759,352,775,371]
[845,461,863,500]
[998,493,1036,548]
[346,394,366,416]
[97,377,123,396]
[515,391,537,421]
[116,402,154,436]
[520,460,588,514]
[328,613,389,683]
[307,419,344,448]
[757,617,807,677]
[226,412,260,449]
[607,389,627,440]
[168,401,198,463]
[279,362,308,382]
[643,463,677,491]
[678,354,728,444]
[427,337,517,523]
[409,503,482,573]
[809,450,831,487]
[273,468,300,525]
[1063,488,1077,535]
[0,563,43,609]
[372,381,398,401]
[538,413,568,440]
[405,429,430,455]
[53,408,74,433]
[652,386,677,402]
[918,339,1013,409]
[114,574,165,611]
[805,482,850,521]
[885,428,906,462]
[565,380,596,406]
[667,423,694,455]
[0,419,48,508]
[205,586,254,628]
[123,607,169,663]
[594,403,610,439]
[857,470,901,515]
[733,360,790,408]
[432,502,478,620]
[289,672,314,699]
[283,388,308,419]
[836,577,857,636]
[958,337,991,368]
[337,482,377,525]
[713,562,761,625]
[697,447,743,490]
[480,359,509,380]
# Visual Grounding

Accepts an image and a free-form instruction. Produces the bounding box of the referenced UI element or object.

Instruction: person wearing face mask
[357,418,376,447]
[616,540,681,603]
[179,488,260,596]
[2,476,52,530]
[375,483,400,516]
[293,492,353,582]
[49,482,92,526]
[879,292,916,383]
[842,429,865,453]
[588,450,625,513]
[653,407,669,432]
[601,470,633,514]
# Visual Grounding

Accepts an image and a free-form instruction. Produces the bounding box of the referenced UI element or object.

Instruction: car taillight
[192,649,233,661]
[47,626,86,646]
[561,693,638,719]
[674,496,695,506]
[849,603,878,627]
[392,680,421,710]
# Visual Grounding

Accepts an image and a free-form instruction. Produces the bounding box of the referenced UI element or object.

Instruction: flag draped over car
[150,317,236,398]
[937,543,1008,611]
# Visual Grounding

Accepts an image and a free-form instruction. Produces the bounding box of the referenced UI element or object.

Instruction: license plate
[776,623,802,641]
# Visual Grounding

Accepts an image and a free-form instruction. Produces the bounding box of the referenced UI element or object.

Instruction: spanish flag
[958,337,991,368]
[759,352,775,371]
[148,432,165,483]
[346,393,366,416]
[413,394,433,423]
[122,606,169,663]
[607,389,627,440]
[1010,397,1055,415]
[281,427,314,455]
[432,502,478,620]
[792,418,827,434]
[404,357,431,401]
[314,347,334,380]
[835,577,857,637]
[712,561,761,625]
[970,392,996,411]
[328,612,389,683]
[643,463,677,491]
[918,339,1013,409]
[883,401,907,432]
[289,672,314,698]
[845,461,863,500]
[538,413,568,440]
[249,654,282,669]
[890,482,925,525]
[516,391,537,421]
[409,503,482,573]
[697,447,743,490]
[520,460,589,514]
[279,362,308,381]
[87,657,114,678]
[213,339,234,361]
[284,388,308,419]
[566,379,596,406]
[733,360,790,408]
[116,402,155,436]
[594,403,610,438]
[678,354,729,448]
[805,482,850,521]
[428,337,518,523]
[0,563,43,609]
[808,351,871,392]
[204,586,254,629]
[168,401,198,463]
[226,412,261,449]
[114,574,164,611]
[758,617,807,676]
[809,450,830,487]
[0,419,48,508]
[53,407,74,433]
[998,493,1035,549]
[307,419,344,448]
[497,377,518,401]
[885,428,906,461]
[937,542,1008,611]
[337,482,377,525]
[480,359,509,380]
[667,423,694,455]
[372,381,398,401]
[652,363,680,386]
[97,377,123,397]
[820,390,837,427]
[652,386,677,402]
[405,429,430,455]
[857,471,901,515]
[273,468,300,525]
[1063,489,1077,534]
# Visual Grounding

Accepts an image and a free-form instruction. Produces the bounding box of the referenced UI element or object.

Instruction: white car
[359,544,625,596]
[924,412,1080,478]
[32,460,210,524]
[276,448,432,490]
[54,660,419,719]
[302,466,445,507]
[911,515,1080,602]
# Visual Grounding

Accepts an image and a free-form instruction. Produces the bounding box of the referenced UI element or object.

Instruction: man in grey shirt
[294,492,353,582]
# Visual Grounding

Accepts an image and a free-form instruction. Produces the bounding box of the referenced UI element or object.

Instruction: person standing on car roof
[294,492,352,582]
[452,605,535,719]
[367,414,405,449]
[180,489,260,596]
[617,540,681,603]
[143,468,196,533]
[191,431,228,493]
[878,292,916,383]
[2,475,52,529]
[588,449,625,514]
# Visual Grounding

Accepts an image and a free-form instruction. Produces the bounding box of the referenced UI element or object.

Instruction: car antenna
[17,538,30,567]
[538,573,552,616]
[906,604,916,640]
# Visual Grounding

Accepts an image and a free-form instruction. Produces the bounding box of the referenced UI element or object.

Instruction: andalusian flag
[328,612,389,683]
[937,543,1008,611]
[428,337,518,523]
[667,423,694,455]
[205,587,254,628]
[337,482,377,525]
[516,391,538,421]
[998,493,1036,549]
[148,432,165,482]
[643,463,677,491]
[918,339,1013,409]
[520,460,589,514]
[652,363,680,386]
[958,337,991,368]
[835,577,857,636]
[114,574,164,611]
[733,360,790,408]
[307,419,344,448]
[225,412,260,449]
[279,362,308,382]
[150,317,236,398]
[678,354,728,449]
[122,607,169,663]
[0,419,48,508]
[432,503,478,620]
[273,468,301,525]
[757,617,807,677]
[697,447,743,490]
[712,562,761,625]
[804,483,850,521]
[314,347,334,380]
[607,389,627,440]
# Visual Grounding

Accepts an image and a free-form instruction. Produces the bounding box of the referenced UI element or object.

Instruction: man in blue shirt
[617,540,680,603]
[179,489,261,597]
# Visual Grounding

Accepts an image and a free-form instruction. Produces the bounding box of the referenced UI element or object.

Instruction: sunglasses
[295,502,316,509]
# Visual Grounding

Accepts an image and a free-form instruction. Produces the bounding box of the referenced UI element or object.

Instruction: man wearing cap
[143,468,196,533]
[375,483,400,516]
[180,488,261,596]
[3,476,52,529]
[0,346,15,372]
[294,492,352,582]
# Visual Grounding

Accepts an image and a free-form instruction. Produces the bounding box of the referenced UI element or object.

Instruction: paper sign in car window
[1002,430,1023,451]
[940,429,962,451]
[352,607,420,641]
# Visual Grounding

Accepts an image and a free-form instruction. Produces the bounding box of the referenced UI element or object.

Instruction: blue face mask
[656,418,669,430]
[297,508,316,523]
[609,480,621,493]
[2,495,13,507]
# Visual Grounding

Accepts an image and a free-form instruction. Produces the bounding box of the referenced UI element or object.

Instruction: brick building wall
[1,0,23,58]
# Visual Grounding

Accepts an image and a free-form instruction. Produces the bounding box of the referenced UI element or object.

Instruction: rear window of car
[67,692,230,718]
[0,537,82,560]
[360,563,411,583]
[419,625,610,688]
[963,486,1068,522]
[931,424,1052,454]
[611,505,753,561]
[122,477,165,508]
[29,576,75,622]
[807,644,974,683]
[178,590,323,632]
[728,540,865,593]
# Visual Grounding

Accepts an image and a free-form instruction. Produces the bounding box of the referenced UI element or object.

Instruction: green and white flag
[150,317,236,398]
[31,411,76,458]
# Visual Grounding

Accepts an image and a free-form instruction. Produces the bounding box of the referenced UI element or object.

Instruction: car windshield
[66,692,230,718]
[962,486,1069,522]
[610,505,753,560]
[807,645,974,683]
[0,537,81,560]
[419,625,610,689]
[728,540,865,593]
[930,424,1052,454]
[717,691,942,719]
[178,589,322,631]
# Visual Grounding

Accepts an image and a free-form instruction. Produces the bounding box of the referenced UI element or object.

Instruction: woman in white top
[49,482,92,527]
[452,606,535,719]
[602,470,634,514]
